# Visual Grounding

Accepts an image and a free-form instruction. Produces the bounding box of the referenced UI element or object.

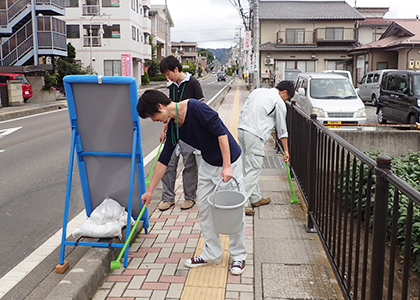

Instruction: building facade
[258,1,364,85]
[0,0,67,67]
[61,0,152,86]
[171,42,198,65]
[149,5,173,61]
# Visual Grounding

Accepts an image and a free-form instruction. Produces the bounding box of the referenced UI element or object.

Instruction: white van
[322,70,353,86]
[357,69,396,106]
[293,73,366,130]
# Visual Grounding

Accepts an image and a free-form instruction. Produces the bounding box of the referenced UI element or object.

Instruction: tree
[145,35,160,78]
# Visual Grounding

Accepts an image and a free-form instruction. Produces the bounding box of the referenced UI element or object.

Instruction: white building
[61,0,152,86]
[150,5,174,61]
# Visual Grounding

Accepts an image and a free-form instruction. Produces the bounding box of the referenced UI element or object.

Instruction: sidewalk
[90,80,344,300]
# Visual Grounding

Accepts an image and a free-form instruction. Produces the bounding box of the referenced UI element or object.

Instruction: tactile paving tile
[262,263,337,300]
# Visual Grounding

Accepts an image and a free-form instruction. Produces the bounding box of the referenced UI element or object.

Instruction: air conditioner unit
[277,38,284,44]
[409,60,415,69]
[265,58,274,65]
[416,61,420,69]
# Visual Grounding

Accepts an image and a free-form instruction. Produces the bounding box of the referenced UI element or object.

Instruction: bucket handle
[211,177,241,208]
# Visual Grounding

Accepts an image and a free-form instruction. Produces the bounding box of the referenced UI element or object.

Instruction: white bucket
[208,177,246,234]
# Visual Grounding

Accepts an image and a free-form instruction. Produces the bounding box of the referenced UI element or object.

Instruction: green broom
[110,204,148,270]
[145,141,163,186]
[285,161,299,203]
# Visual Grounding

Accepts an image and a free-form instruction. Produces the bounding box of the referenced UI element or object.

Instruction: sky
[151,0,420,49]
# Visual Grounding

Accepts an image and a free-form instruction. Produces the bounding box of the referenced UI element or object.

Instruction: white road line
[0,146,159,299]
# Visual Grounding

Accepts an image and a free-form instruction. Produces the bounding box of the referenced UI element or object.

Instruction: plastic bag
[72,197,134,239]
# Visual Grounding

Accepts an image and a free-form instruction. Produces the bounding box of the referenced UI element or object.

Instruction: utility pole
[252,0,260,88]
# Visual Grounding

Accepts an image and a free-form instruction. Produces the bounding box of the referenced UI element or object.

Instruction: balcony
[276,30,315,45]
[1,16,66,66]
[82,4,100,16]
[315,27,356,42]
[83,36,102,47]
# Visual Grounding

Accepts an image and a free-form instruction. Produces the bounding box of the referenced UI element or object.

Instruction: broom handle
[115,204,147,262]
[146,141,163,182]
[285,162,297,198]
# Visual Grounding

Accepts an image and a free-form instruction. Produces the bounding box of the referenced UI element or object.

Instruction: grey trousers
[197,158,247,263]
[238,129,265,204]
[161,140,197,202]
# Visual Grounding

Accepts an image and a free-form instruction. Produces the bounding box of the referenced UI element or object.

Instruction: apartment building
[61,0,152,86]
[258,1,364,85]
[0,0,67,67]
[171,41,198,65]
[149,5,173,61]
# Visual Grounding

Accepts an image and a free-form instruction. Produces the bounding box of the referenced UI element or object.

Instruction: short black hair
[160,55,183,74]
[276,80,295,99]
[137,90,171,119]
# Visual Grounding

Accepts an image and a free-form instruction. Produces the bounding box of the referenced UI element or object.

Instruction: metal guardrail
[278,101,420,300]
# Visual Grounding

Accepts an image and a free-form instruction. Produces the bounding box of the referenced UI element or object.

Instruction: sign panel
[121,54,131,76]
[244,31,251,50]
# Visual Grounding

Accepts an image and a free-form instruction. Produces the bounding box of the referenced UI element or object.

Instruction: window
[66,25,80,38]
[103,25,120,38]
[367,74,374,83]
[397,76,408,92]
[131,0,135,10]
[132,26,136,40]
[66,0,78,7]
[377,62,388,70]
[102,0,119,6]
[325,27,343,40]
[373,73,380,83]
[104,60,121,76]
[286,29,304,43]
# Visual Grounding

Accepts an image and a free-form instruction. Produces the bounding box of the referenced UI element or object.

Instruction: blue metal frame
[59,75,149,268]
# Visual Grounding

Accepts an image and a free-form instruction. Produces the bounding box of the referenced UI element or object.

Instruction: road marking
[0,146,159,299]
[0,108,68,124]
[0,126,22,139]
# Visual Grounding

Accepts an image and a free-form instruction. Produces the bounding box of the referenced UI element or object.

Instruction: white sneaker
[185,256,207,268]
[231,260,246,275]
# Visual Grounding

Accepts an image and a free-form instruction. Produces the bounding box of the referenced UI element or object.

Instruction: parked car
[358,69,395,106]
[294,72,366,129]
[217,72,226,82]
[376,70,420,125]
[322,70,353,86]
[0,73,33,102]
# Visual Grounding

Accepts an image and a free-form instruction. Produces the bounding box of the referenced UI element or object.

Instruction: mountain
[205,48,231,66]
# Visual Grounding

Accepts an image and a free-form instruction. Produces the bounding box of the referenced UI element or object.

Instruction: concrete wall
[336,130,420,157]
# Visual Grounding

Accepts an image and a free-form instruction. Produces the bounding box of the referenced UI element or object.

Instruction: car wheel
[371,94,377,107]
[377,108,387,124]
[409,114,417,125]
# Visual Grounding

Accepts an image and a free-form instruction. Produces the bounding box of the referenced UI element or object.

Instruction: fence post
[306,113,318,233]
[369,155,391,300]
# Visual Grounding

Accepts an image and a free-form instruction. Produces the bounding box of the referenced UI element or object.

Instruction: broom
[285,161,299,203]
[145,141,163,186]
[110,203,148,270]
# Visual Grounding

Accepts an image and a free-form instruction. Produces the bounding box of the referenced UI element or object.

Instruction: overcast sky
[151,0,420,49]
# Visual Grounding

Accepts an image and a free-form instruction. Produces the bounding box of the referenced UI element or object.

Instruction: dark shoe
[251,197,271,207]
[180,199,195,210]
[231,260,246,275]
[245,207,255,216]
[184,256,207,268]
[158,200,175,211]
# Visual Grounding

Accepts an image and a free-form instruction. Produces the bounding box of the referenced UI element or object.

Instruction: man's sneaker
[180,199,195,210]
[185,256,207,268]
[158,200,175,211]
[231,260,246,275]
[245,207,255,216]
[251,197,271,207]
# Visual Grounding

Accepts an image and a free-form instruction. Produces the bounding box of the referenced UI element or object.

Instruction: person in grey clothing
[238,81,295,215]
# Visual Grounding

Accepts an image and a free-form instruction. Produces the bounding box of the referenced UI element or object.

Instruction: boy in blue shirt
[137,90,247,275]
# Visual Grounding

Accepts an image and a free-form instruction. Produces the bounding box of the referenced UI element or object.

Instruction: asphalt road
[0,76,228,289]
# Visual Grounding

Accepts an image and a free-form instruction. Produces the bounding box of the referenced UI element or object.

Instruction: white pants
[197,158,247,263]
[238,129,265,204]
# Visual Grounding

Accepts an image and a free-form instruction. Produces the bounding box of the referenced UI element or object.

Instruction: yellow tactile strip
[181,235,230,299]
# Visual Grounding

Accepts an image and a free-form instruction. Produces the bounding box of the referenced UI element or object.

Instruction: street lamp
[89,13,112,69]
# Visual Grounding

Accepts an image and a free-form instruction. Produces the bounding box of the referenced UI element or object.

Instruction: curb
[0,102,68,122]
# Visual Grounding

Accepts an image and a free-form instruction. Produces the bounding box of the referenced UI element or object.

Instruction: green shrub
[150,74,166,81]
[141,72,150,85]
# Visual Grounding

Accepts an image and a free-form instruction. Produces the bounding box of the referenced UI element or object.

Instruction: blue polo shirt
[158,99,241,167]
